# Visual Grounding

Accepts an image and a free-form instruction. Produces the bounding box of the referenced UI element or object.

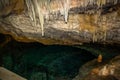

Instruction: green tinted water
[0,41,96,80]
[0,34,119,80]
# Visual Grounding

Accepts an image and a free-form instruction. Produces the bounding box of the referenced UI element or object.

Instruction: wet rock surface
[73,55,120,80]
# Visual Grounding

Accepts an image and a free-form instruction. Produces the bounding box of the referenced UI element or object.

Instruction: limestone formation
[0,0,120,45]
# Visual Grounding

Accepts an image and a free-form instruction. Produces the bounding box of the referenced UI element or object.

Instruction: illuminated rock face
[0,0,120,45]
[73,55,120,80]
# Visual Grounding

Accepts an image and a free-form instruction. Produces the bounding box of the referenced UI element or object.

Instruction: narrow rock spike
[64,0,70,23]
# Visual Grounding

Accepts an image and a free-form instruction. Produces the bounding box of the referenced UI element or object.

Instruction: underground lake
[0,34,120,80]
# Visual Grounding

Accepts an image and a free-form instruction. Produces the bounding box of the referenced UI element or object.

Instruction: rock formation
[73,55,120,80]
[0,0,120,45]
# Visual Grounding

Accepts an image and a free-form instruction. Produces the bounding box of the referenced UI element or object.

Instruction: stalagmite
[97,54,102,63]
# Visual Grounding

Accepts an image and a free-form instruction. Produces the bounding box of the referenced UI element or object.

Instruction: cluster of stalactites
[25,0,49,36]
[25,0,118,36]
[80,0,118,8]
[25,0,71,36]
[0,0,10,10]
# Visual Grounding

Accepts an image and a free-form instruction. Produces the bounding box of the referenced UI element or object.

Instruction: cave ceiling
[0,0,120,45]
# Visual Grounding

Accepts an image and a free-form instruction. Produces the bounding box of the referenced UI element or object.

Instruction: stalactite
[83,0,88,13]
[25,0,48,36]
[3,0,7,6]
[97,0,102,8]
[93,0,96,5]
[102,15,107,41]
[0,1,2,10]
[4,0,10,6]
[113,12,117,20]
[89,0,94,5]
[102,0,107,6]
[92,32,96,43]
[59,0,64,16]
[31,1,36,27]
[25,0,30,11]
[114,0,118,5]
[94,9,101,27]
[96,0,107,8]
[94,14,98,24]
[29,0,35,21]
[0,0,4,8]
[83,0,88,8]
[45,0,51,20]
[80,1,84,8]
[35,0,45,36]
[25,0,33,21]
[64,0,70,23]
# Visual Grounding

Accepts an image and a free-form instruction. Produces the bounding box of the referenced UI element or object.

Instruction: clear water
[0,34,119,80]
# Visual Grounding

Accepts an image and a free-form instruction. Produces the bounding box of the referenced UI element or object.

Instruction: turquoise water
[0,34,119,80]
[0,40,96,80]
